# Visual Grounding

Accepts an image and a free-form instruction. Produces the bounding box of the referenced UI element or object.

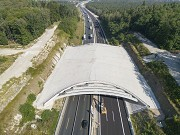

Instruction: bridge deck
[35,43,160,110]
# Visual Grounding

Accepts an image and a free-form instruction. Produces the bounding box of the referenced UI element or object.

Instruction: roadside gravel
[135,32,180,85]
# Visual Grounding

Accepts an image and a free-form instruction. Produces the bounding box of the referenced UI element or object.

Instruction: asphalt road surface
[101,96,131,135]
[84,7,132,135]
[82,8,94,44]
[58,95,91,135]
[84,8,106,44]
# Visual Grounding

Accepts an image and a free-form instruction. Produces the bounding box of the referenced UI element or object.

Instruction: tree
[0,32,8,45]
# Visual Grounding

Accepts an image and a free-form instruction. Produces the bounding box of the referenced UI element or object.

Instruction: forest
[87,1,180,51]
[0,0,79,45]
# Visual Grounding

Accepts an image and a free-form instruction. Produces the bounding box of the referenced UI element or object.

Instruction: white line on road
[112,111,115,122]
[117,98,125,135]
[71,96,80,135]
[66,118,70,129]
[99,95,101,135]
[105,112,108,122]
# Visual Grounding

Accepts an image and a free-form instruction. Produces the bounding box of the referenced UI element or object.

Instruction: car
[83,34,86,40]
[89,26,92,30]
[89,34,93,39]
[81,120,88,129]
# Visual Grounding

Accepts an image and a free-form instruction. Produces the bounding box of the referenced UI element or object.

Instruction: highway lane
[58,95,91,135]
[101,96,124,135]
[101,96,131,135]
[58,7,94,135]
[58,96,79,135]
[84,8,106,44]
[82,9,94,44]
[72,95,91,135]
[84,6,132,135]
[118,98,132,135]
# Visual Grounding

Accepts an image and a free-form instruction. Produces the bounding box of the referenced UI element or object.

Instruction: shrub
[147,61,180,109]
[27,93,36,104]
[0,32,8,45]
[19,103,35,123]
[131,110,165,135]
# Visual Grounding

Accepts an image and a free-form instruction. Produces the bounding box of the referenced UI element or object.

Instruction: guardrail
[54,97,69,135]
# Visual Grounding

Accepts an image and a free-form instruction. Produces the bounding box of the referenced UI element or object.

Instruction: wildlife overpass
[35,43,159,110]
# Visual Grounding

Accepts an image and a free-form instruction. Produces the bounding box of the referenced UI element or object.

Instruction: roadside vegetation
[87,1,180,51]
[19,94,36,124]
[131,110,165,135]
[124,34,151,56]
[0,54,18,74]
[0,0,79,46]
[19,93,59,135]
[147,61,180,111]
[0,0,83,134]
[87,0,180,134]
[164,115,180,135]
[0,34,66,134]
[68,9,84,45]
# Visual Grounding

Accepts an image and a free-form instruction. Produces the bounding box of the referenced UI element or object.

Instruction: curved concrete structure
[35,43,160,110]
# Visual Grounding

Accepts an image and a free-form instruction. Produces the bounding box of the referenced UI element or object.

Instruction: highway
[101,96,131,135]
[83,6,132,135]
[57,4,131,135]
[82,8,94,44]
[57,7,95,135]
[58,95,91,135]
[83,8,105,44]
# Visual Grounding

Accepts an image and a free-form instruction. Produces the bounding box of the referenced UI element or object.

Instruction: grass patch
[0,55,18,74]
[131,110,165,135]
[125,34,151,56]
[21,109,59,135]
[68,8,84,45]
[147,61,180,112]
[69,18,84,45]
[134,43,151,56]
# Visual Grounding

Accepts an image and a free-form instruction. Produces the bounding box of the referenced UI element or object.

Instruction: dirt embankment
[123,43,177,117]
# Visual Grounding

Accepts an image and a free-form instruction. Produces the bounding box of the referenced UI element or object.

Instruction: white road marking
[99,95,102,135]
[112,111,115,122]
[71,96,80,135]
[117,98,125,135]
[106,111,108,122]
[66,118,70,129]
